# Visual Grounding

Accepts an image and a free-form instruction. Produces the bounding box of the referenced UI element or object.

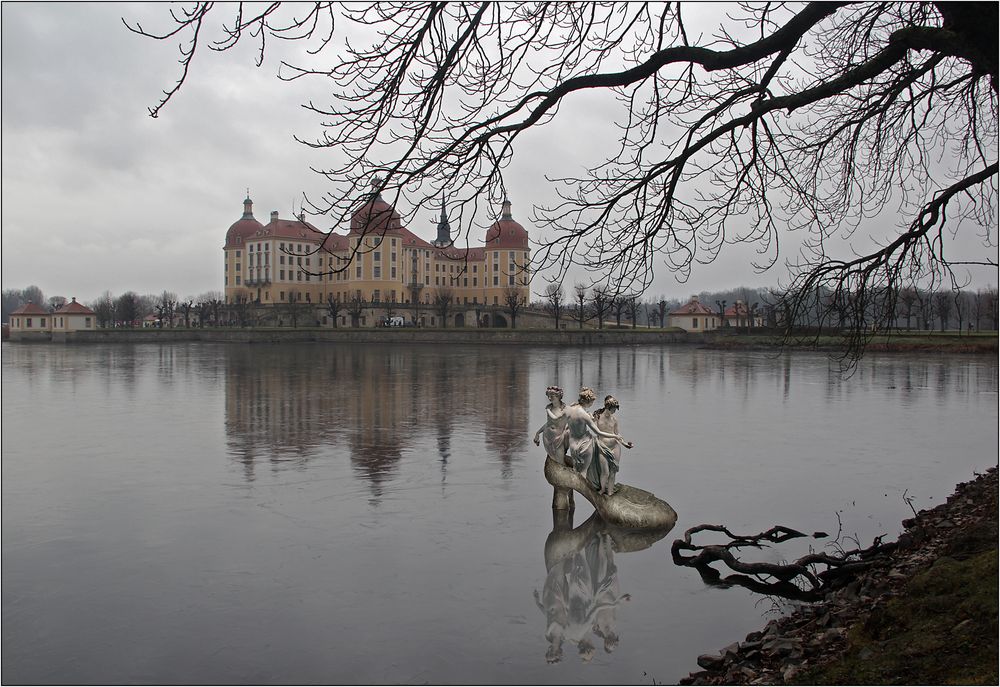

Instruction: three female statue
[533,386,633,498]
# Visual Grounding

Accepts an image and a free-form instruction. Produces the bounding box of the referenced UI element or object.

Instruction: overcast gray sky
[2,3,996,304]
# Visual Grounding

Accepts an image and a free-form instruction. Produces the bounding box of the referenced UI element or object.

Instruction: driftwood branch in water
[671,523,898,599]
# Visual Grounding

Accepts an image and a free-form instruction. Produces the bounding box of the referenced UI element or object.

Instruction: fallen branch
[671,523,895,599]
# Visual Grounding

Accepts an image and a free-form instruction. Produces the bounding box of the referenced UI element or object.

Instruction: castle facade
[223,189,531,327]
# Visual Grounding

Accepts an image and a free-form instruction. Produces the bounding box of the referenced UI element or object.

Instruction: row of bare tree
[84,290,227,329]
[224,284,530,328]
[530,283,1000,333]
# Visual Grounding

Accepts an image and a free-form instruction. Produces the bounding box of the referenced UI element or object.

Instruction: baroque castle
[223,187,531,327]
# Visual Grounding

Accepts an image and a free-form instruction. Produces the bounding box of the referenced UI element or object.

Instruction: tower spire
[242,191,254,219]
[432,194,452,247]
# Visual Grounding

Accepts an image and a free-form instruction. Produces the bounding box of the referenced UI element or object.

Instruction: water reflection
[534,511,674,664]
[223,344,529,492]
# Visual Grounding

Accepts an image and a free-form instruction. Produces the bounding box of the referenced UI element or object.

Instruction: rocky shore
[679,466,999,685]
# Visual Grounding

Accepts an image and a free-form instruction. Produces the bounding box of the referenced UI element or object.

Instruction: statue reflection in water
[533,510,672,663]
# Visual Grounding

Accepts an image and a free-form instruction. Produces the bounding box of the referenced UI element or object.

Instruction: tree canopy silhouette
[129,2,997,356]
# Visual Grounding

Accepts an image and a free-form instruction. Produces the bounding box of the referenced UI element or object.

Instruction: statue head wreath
[594,394,619,420]
[545,385,564,399]
[578,387,597,404]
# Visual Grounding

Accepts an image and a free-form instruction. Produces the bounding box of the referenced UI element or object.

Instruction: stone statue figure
[533,386,569,465]
[539,386,678,530]
[533,385,574,510]
[591,395,629,496]
[564,387,630,482]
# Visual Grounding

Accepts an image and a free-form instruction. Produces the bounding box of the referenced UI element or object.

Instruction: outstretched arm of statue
[583,415,624,441]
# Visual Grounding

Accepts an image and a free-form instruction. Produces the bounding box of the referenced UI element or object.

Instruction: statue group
[533,386,633,499]
[534,385,677,530]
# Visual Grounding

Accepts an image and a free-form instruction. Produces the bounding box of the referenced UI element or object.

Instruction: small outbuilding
[668,296,718,332]
[52,298,96,333]
[8,302,51,340]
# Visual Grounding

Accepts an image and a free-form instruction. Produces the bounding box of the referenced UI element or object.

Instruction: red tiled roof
[438,246,486,262]
[254,218,327,242]
[317,232,350,252]
[225,217,263,248]
[11,302,48,315]
[55,299,95,315]
[669,299,714,316]
[396,226,434,250]
[350,195,403,235]
[485,218,529,249]
[724,303,752,317]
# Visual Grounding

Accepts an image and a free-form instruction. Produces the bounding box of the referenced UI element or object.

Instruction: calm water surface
[2,342,997,684]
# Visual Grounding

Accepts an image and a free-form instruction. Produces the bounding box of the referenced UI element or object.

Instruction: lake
[2,342,996,684]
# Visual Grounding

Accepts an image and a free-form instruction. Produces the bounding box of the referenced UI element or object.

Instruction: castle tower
[432,196,452,247]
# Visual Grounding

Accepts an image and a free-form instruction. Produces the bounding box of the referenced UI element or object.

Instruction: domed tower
[484,198,531,306]
[224,193,263,301]
[485,198,529,249]
[226,194,263,248]
[350,179,403,236]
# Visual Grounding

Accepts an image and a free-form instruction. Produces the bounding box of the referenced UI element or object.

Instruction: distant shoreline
[5,327,997,352]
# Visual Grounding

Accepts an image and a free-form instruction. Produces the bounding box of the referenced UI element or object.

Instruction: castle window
[374,266,381,278]
[493,276,499,286]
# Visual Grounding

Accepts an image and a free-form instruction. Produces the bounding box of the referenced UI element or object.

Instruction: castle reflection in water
[224,344,529,492]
